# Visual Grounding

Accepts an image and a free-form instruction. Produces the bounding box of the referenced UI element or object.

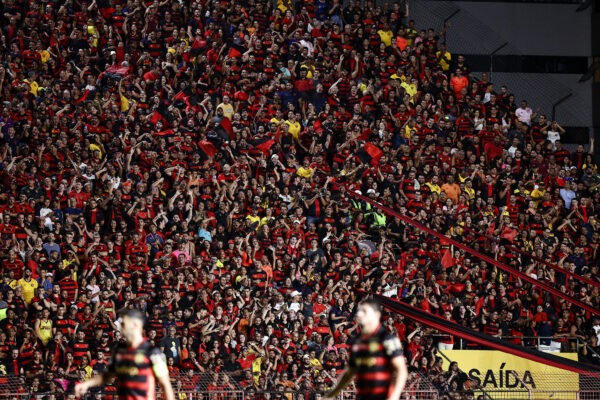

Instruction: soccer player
[325,299,408,400]
[75,309,175,400]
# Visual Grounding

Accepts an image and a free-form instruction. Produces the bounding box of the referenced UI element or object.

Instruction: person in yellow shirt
[283,113,301,140]
[402,118,417,141]
[436,43,452,72]
[246,208,262,229]
[269,109,284,126]
[296,158,314,178]
[401,77,418,103]
[307,351,323,370]
[530,183,546,207]
[119,80,130,112]
[426,175,442,195]
[299,59,316,78]
[24,77,39,96]
[15,267,38,303]
[377,23,394,47]
[406,20,418,47]
[35,308,53,346]
[248,343,265,384]
[217,95,234,120]
[463,179,475,203]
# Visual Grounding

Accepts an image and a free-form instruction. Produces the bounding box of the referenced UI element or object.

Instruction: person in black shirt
[223,352,243,378]
[581,336,600,366]
[325,299,408,400]
[75,309,175,400]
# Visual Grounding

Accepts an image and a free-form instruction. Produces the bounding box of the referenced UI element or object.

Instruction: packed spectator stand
[0,0,599,398]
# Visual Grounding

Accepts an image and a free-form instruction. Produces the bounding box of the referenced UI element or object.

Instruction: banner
[441,350,579,398]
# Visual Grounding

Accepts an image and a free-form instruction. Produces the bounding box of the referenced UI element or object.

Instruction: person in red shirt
[236,346,257,370]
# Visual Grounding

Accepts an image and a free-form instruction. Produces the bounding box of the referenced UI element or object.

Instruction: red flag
[74,89,90,104]
[395,252,410,277]
[198,140,218,158]
[218,117,234,140]
[356,128,372,141]
[396,36,408,51]
[106,65,130,75]
[445,283,465,294]
[500,226,518,242]
[441,248,454,269]
[248,137,275,155]
[152,129,174,136]
[150,103,171,126]
[475,296,485,315]
[226,42,246,59]
[356,142,383,166]
[150,111,164,125]
[487,222,496,235]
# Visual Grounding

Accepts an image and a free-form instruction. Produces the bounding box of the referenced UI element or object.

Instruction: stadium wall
[408,0,593,142]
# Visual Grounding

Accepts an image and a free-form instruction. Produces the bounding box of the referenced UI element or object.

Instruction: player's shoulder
[381,330,403,353]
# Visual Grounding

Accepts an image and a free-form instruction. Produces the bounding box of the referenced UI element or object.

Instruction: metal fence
[431,335,588,352]
[5,370,600,400]
[439,372,600,400]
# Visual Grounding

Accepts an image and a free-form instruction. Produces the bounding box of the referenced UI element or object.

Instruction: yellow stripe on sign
[441,350,579,400]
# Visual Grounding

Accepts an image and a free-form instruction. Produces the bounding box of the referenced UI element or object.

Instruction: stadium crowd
[0,0,599,398]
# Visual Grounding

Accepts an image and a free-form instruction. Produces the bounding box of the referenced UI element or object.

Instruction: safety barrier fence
[2,370,600,400]
[7,386,600,400]
[429,334,590,352]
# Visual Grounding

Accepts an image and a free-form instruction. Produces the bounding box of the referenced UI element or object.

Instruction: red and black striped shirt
[349,326,404,400]
[107,340,167,400]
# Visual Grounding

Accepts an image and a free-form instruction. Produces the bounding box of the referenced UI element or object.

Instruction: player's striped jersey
[107,340,168,400]
[349,326,404,400]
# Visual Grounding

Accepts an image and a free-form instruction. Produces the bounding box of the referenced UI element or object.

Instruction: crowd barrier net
[5,370,600,400]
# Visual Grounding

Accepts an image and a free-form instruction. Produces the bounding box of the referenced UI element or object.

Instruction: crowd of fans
[0,0,599,398]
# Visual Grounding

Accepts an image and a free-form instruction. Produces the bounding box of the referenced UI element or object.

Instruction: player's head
[120,309,145,342]
[356,299,382,330]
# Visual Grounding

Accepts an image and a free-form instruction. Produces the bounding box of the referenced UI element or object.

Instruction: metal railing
[430,335,587,352]
[6,370,600,400]
[10,385,600,400]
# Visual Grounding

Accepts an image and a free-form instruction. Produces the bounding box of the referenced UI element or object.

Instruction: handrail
[457,224,600,290]
[346,189,600,318]
[426,334,585,350]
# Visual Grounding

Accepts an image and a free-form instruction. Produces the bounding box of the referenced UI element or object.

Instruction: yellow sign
[441,350,579,399]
